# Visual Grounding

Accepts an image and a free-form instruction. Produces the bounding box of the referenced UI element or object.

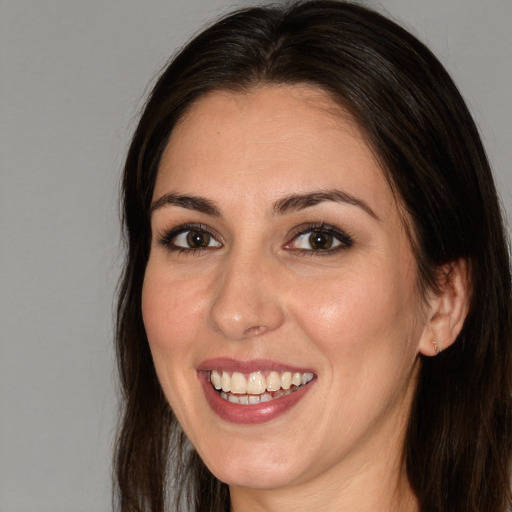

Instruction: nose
[207,251,286,341]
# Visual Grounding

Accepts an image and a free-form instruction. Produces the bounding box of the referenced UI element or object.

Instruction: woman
[114,1,512,511]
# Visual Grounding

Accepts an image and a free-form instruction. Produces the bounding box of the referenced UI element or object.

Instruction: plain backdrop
[1,0,511,510]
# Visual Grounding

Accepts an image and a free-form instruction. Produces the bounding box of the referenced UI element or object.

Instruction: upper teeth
[210,370,314,395]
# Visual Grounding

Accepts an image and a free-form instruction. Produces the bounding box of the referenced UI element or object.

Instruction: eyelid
[156,221,352,256]
[284,222,354,253]
[157,223,223,251]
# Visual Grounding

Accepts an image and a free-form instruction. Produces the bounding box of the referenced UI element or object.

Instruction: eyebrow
[150,193,221,216]
[150,189,378,220]
[272,190,378,220]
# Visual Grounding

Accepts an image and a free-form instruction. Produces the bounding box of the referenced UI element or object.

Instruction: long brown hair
[115,2,512,511]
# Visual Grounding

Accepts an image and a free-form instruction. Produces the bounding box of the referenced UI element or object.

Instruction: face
[142,86,428,493]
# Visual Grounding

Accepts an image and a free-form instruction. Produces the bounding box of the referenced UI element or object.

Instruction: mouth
[209,369,315,405]
[198,359,317,424]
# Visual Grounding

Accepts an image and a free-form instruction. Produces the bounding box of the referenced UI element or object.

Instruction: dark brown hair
[114,2,512,511]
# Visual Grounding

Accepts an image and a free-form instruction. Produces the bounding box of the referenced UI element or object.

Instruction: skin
[142,85,468,511]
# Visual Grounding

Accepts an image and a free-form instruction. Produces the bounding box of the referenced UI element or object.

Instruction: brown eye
[285,225,353,254]
[161,225,222,252]
[186,230,211,248]
[309,231,334,250]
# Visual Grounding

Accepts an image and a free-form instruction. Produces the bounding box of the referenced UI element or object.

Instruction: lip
[197,358,316,424]
[197,357,315,374]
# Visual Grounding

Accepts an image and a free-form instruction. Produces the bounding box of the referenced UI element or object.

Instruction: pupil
[310,231,332,250]
[187,230,209,248]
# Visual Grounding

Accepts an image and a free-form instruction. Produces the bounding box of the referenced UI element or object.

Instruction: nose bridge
[207,245,285,340]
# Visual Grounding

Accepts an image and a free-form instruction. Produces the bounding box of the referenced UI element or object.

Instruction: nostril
[243,325,267,337]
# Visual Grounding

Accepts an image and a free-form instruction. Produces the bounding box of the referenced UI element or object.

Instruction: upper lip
[197,357,315,374]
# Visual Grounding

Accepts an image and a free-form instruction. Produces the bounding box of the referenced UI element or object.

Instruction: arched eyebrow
[150,189,378,220]
[150,193,221,216]
[272,190,378,220]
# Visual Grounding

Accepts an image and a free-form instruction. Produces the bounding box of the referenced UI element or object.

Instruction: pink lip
[197,357,314,374]
[197,358,316,425]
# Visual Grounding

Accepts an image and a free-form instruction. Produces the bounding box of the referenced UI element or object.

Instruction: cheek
[291,264,422,436]
[292,259,420,361]
[141,265,206,356]
[141,265,209,431]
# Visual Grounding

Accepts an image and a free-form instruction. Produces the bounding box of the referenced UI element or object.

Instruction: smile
[210,370,315,405]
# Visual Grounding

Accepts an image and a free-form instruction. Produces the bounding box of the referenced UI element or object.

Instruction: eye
[158,224,222,253]
[285,224,353,254]
[174,230,220,249]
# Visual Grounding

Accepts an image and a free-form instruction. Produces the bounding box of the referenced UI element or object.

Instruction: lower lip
[198,372,314,424]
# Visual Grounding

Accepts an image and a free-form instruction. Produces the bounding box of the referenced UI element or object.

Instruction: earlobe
[418,258,471,357]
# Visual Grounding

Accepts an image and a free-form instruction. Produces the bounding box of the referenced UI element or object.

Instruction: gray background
[1,0,510,511]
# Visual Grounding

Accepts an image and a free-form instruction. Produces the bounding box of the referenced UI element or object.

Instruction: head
[115,2,512,512]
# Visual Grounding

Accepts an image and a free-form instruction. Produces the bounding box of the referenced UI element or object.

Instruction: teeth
[231,372,247,394]
[221,371,230,392]
[292,372,302,386]
[210,369,314,400]
[228,394,239,404]
[210,370,222,390]
[266,371,281,391]
[281,371,292,390]
[302,372,313,385]
[247,371,266,394]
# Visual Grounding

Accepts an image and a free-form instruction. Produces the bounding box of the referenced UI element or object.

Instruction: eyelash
[285,222,354,255]
[157,223,221,256]
[157,222,354,256]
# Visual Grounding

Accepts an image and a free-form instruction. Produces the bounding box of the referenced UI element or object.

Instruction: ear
[418,258,471,357]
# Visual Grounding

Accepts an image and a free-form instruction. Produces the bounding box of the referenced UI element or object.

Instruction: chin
[210,460,302,491]
[194,435,309,490]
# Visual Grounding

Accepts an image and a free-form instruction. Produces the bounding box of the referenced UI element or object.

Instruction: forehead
[154,85,396,219]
